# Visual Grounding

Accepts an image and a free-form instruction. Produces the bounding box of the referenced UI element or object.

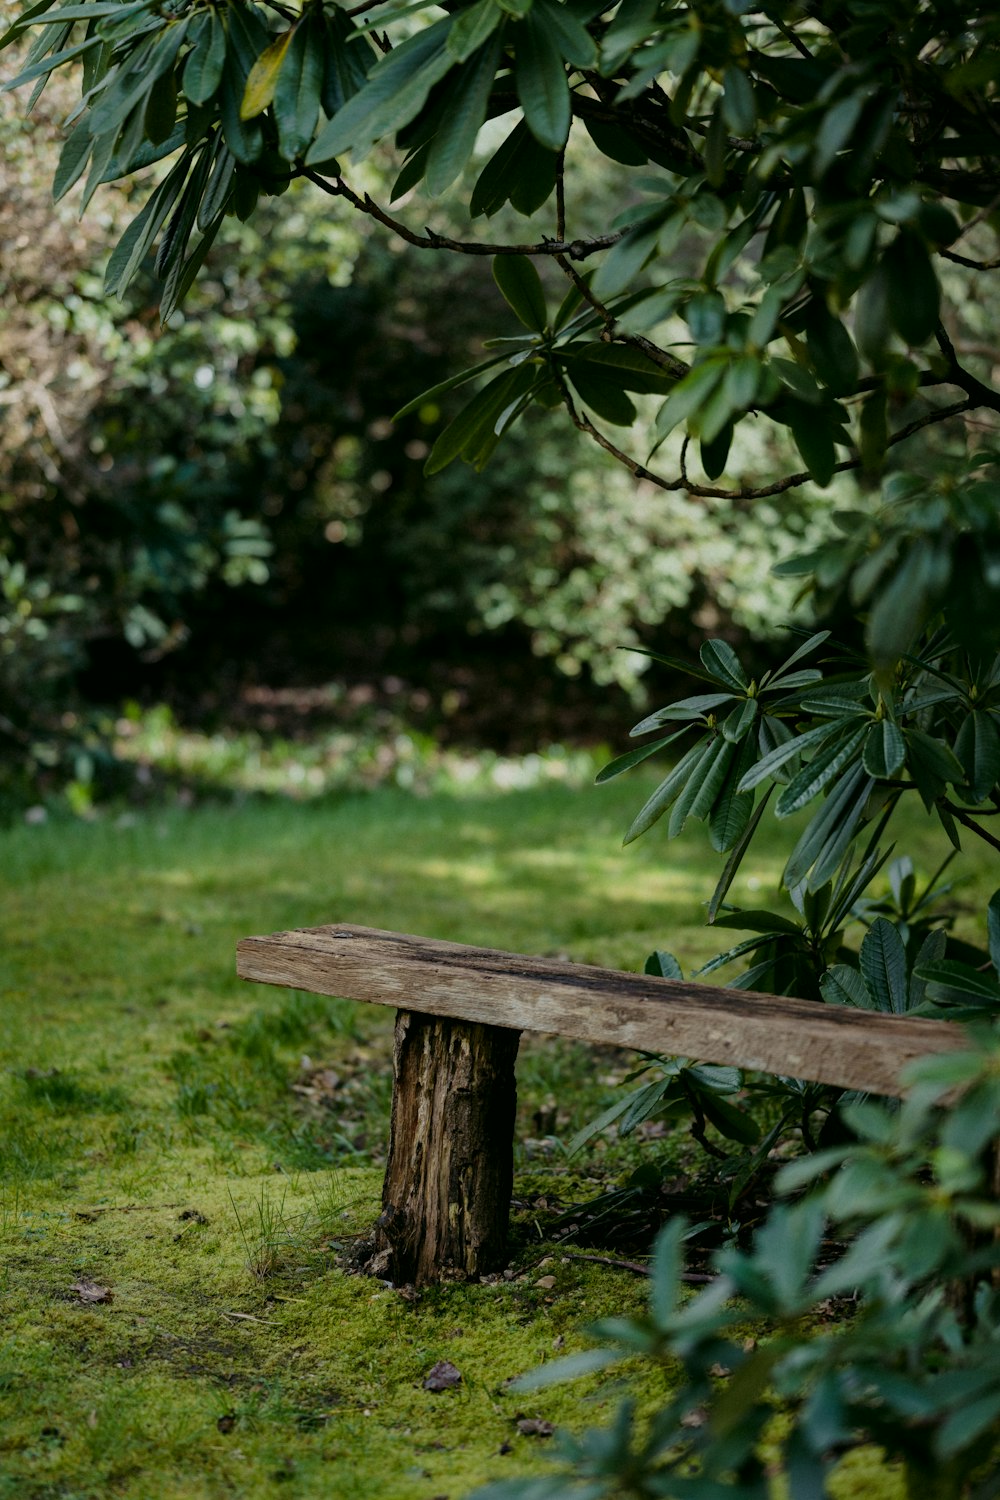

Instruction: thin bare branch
[941,248,1000,271]
[565,395,973,501]
[555,150,566,244]
[301,169,624,260]
[552,250,689,377]
[941,800,1000,855]
[935,323,1000,412]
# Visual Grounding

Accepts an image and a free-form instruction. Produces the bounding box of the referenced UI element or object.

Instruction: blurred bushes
[1,90,835,802]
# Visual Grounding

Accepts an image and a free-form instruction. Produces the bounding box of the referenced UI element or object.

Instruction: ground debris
[423,1360,462,1392]
[69,1280,113,1304]
[516,1418,555,1438]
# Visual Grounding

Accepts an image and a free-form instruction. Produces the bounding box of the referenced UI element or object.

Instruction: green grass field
[2,763,995,1499]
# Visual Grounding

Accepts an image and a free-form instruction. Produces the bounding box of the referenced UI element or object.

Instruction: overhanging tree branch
[301,169,624,261]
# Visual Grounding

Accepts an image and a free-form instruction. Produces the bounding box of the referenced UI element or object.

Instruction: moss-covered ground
[2,768,996,1498]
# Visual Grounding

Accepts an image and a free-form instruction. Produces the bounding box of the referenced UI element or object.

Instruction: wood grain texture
[358,1012,520,1285]
[236,923,965,1097]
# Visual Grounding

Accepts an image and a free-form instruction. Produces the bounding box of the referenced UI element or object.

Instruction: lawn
[1,760,996,1499]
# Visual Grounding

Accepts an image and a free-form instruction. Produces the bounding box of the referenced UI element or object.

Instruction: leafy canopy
[4,0,1000,503]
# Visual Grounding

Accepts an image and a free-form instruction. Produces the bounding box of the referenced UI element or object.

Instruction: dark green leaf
[198,138,236,230]
[698,1090,760,1145]
[712,910,801,935]
[783,763,871,891]
[787,401,838,487]
[805,302,859,395]
[653,361,725,442]
[319,8,373,118]
[582,115,647,165]
[649,1218,687,1329]
[722,63,755,134]
[858,385,888,474]
[506,1347,622,1393]
[515,9,570,151]
[700,423,732,479]
[272,14,324,160]
[700,639,748,691]
[885,229,940,346]
[907,927,946,1009]
[862,719,905,779]
[708,790,773,922]
[537,0,596,68]
[988,889,1000,976]
[955,710,1000,803]
[104,151,191,297]
[595,729,687,784]
[159,206,221,323]
[392,353,508,421]
[52,117,93,201]
[425,31,504,194]
[623,738,710,845]
[590,215,663,300]
[1,34,99,92]
[0,0,68,52]
[493,253,547,333]
[424,362,537,474]
[766,630,830,684]
[669,736,734,837]
[804,782,876,893]
[813,90,866,176]
[630,693,736,735]
[470,119,558,218]
[645,951,683,980]
[904,727,965,810]
[446,0,501,62]
[220,36,264,164]
[866,541,950,667]
[720,697,758,744]
[738,721,837,793]
[558,342,674,394]
[854,260,891,367]
[859,917,908,1013]
[567,365,636,425]
[183,6,226,104]
[306,19,452,163]
[704,98,728,187]
[144,59,178,146]
[915,960,1000,1004]
[775,726,867,817]
[820,964,875,1009]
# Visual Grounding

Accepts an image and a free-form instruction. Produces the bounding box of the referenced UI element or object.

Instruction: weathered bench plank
[237,922,964,1098]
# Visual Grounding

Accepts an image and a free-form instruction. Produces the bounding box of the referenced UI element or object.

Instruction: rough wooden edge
[237,923,965,1098]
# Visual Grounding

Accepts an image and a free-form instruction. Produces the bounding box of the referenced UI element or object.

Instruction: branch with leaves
[5,0,1000,499]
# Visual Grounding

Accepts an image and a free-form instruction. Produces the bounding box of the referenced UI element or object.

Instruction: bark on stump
[359,1010,520,1286]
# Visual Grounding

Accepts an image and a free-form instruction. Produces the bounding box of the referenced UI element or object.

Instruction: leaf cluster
[476,1029,1000,1499]
[6,0,1000,494]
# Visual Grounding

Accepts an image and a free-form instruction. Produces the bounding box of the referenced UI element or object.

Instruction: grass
[2,759,997,1498]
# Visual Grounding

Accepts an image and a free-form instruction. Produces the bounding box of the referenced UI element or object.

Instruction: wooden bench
[237,922,965,1285]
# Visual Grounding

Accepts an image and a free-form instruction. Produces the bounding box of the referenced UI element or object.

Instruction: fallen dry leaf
[423,1360,462,1392]
[70,1281,113,1304]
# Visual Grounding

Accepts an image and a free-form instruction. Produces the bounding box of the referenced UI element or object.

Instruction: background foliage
[4,0,1000,1492]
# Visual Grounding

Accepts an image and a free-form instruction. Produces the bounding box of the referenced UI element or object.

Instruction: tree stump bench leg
[357,1011,521,1286]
